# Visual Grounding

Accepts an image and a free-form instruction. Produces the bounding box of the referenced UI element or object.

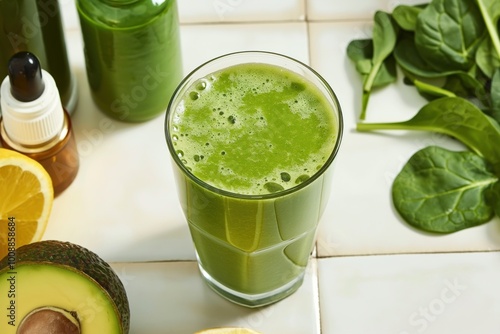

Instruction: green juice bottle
[0,0,78,114]
[77,0,183,122]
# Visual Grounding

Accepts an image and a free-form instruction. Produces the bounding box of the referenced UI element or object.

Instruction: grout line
[314,258,323,334]
[302,0,308,21]
[177,17,373,26]
[316,248,500,260]
[108,248,500,266]
[108,259,198,265]
[307,17,373,23]
[179,19,305,26]
[305,17,312,66]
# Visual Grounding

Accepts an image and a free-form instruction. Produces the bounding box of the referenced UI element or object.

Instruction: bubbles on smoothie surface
[280,172,291,182]
[170,63,337,194]
[189,91,200,101]
[264,182,285,193]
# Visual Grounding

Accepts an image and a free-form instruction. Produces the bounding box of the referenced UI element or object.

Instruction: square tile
[318,252,500,334]
[112,260,320,334]
[179,22,310,74]
[309,21,500,257]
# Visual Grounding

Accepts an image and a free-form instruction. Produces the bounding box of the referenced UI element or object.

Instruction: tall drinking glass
[165,51,343,307]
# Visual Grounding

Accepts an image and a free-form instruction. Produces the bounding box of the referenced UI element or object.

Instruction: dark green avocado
[0,240,130,334]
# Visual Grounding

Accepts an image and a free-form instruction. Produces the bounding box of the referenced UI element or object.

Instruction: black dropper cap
[8,51,45,102]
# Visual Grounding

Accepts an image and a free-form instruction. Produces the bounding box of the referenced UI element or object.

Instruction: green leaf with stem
[476,0,500,60]
[475,0,500,79]
[357,97,500,173]
[348,38,398,118]
[393,146,497,233]
[361,11,399,120]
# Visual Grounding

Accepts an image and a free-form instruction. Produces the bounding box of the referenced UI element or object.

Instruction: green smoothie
[77,0,182,122]
[172,64,337,194]
[166,54,342,307]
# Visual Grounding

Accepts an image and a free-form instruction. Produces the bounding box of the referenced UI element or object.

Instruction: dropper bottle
[0,52,79,196]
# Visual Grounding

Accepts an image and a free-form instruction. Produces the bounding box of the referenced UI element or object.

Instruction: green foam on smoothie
[171,63,337,195]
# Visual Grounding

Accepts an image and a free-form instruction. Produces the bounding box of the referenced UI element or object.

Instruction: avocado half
[0,240,130,334]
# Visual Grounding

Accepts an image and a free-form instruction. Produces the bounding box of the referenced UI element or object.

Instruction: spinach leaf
[347,37,398,119]
[392,146,497,233]
[476,36,500,78]
[374,55,398,87]
[395,37,462,78]
[357,97,500,173]
[347,39,397,84]
[443,70,489,106]
[492,68,500,110]
[392,5,423,31]
[415,0,486,72]
[361,11,399,120]
[486,180,500,217]
[347,1,500,234]
[396,39,488,104]
[488,69,500,122]
[475,0,500,61]
[347,39,373,75]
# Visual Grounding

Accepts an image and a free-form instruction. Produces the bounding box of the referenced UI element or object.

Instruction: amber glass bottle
[0,52,79,196]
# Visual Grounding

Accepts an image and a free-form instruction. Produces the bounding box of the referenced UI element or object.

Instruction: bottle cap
[1,52,65,146]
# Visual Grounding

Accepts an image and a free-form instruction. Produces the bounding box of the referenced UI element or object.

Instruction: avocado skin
[0,240,130,333]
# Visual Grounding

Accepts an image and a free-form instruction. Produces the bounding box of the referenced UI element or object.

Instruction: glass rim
[165,50,343,200]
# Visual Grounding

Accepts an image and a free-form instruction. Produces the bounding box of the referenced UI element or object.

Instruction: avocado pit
[18,307,81,334]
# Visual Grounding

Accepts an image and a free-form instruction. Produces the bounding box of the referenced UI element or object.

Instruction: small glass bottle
[0,0,78,114]
[0,52,79,196]
[76,0,183,122]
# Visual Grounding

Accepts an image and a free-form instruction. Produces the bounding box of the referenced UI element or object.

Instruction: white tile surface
[60,0,80,31]
[6,2,500,334]
[309,21,500,257]
[318,252,500,334]
[112,260,320,334]
[179,22,310,73]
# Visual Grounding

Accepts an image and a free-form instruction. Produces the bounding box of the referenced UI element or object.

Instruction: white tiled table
[43,1,500,333]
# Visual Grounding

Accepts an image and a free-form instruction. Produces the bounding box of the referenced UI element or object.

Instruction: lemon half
[0,148,53,259]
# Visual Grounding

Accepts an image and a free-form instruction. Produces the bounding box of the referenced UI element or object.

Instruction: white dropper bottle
[0,51,80,196]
